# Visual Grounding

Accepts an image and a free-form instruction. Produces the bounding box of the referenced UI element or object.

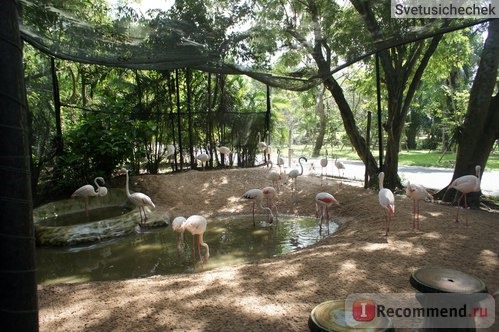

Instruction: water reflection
[36,215,340,285]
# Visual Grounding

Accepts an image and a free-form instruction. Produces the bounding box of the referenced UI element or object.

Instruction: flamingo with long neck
[288,156,307,195]
[119,168,156,228]
[71,177,108,217]
[378,172,395,236]
[447,165,481,226]
[242,188,274,226]
[320,150,328,186]
[180,215,209,263]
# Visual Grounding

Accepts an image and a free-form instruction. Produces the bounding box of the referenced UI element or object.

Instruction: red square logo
[352,299,376,321]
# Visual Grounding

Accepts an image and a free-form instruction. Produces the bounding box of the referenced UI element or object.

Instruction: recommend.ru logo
[345,293,495,329]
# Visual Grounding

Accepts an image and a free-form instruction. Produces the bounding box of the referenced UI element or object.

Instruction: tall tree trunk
[0,0,39,329]
[313,86,326,157]
[440,19,499,207]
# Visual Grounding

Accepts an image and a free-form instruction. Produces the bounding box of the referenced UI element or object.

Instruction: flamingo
[262,186,279,221]
[288,156,307,194]
[447,165,481,226]
[241,188,274,226]
[266,161,282,192]
[335,157,345,178]
[171,216,186,256]
[406,181,433,231]
[180,215,209,263]
[196,152,210,170]
[119,168,156,228]
[216,146,231,168]
[320,150,328,186]
[378,172,395,236]
[71,177,108,216]
[277,149,285,174]
[257,132,268,164]
[315,192,339,233]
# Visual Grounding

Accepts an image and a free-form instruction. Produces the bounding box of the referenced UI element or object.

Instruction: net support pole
[375,52,383,172]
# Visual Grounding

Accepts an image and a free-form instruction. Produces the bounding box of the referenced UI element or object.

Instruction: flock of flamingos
[71,139,482,264]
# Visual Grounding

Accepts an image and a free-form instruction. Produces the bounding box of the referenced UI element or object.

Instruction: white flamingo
[266,161,282,192]
[277,149,285,174]
[262,186,279,221]
[335,157,345,178]
[315,192,339,233]
[378,171,395,236]
[320,150,328,186]
[171,216,186,256]
[288,156,307,194]
[447,165,481,226]
[71,177,108,216]
[196,152,210,170]
[257,132,268,164]
[406,181,433,231]
[216,146,231,168]
[241,188,274,226]
[180,215,209,263]
[119,168,156,227]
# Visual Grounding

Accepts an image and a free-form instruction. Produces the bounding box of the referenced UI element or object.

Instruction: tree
[0,0,38,329]
[441,19,499,207]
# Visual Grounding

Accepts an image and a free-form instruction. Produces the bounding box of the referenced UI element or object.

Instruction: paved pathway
[286,157,499,197]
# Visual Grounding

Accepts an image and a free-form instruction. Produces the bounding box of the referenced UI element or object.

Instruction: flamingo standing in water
[288,156,307,195]
[171,216,186,256]
[378,172,395,236]
[406,182,433,231]
[447,165,481,226]
[71,177,108,217]
[180,215,209,262]
[320,150,328,186]
[119,168,156,228]
[315,192,339,233]
[241,188,274,226]
[262,186,279,221]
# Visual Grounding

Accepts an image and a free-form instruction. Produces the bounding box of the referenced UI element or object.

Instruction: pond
[36,214,341,285]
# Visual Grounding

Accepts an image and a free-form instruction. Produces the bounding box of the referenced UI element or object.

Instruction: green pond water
[36,215,340,285]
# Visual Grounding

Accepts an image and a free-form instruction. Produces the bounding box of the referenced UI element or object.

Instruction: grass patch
[285,145,499,171]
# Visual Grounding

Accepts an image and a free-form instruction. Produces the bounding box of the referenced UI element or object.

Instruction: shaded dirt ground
[38,167,498,331]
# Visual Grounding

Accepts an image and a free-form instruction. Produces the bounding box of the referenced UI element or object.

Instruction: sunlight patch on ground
[239,295,288,315]
[388,240,427,255]
[360,243,389,252]
[420,231,442,239]
[429,211,446,217]
[477,249,499,270]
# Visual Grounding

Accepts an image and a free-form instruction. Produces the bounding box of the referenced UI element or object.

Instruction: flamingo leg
[252,202,256,227]
[455,192,465,223]
[463,194,469,226]
[384,209,390,236]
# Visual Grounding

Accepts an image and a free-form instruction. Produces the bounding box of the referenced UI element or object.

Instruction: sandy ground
[38,166,498,331]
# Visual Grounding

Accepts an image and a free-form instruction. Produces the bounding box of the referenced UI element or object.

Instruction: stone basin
[33,188,168,246]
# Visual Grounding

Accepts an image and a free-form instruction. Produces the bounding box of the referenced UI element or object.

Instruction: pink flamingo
[288,156,307,195]
[180,215,209,263]
[447,165,481,226]
[262,186,279,221]
[216,146,231,168]
[119,168,156,227]
[406,181,433,231]
[171,216,186,256]
[315,192,339,233]
[378,172,395,236]
[71,177,108,217]
[241,188,274,226]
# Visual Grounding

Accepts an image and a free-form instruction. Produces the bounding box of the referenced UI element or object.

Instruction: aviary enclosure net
[17,0,490,172]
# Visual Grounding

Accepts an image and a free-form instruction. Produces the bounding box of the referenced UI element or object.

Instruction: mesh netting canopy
[18,0,489,91]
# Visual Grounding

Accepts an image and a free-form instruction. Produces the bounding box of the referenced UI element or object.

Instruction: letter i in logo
[352,299,376,321]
